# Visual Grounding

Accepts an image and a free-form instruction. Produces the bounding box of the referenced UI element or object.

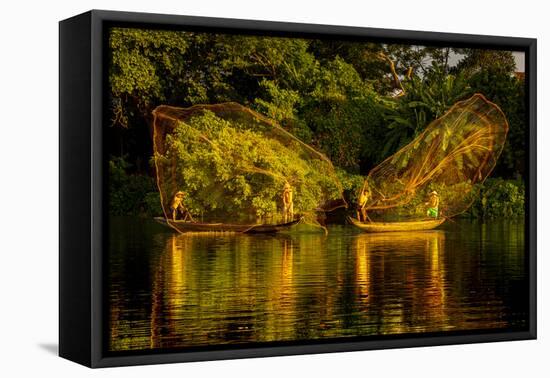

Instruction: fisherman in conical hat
[425,190,440,218]
[356,186,370,223]
[282,182,294,223]
[170,190,194,222]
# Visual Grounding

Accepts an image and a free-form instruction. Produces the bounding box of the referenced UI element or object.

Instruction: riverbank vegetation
[108,28,526,218]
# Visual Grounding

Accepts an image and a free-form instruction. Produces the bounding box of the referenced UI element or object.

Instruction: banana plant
[377,64,472,160]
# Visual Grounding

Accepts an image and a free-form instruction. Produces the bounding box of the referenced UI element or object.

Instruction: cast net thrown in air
[153,102,347,226]
[361,93,509,221]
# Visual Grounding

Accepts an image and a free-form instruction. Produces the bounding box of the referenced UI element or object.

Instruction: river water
[107,217,528,352]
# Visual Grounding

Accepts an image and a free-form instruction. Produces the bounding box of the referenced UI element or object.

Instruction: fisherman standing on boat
[426,190,440,218]
[282,183,294,222]
[356,186,370,222]
[171,191,194,222]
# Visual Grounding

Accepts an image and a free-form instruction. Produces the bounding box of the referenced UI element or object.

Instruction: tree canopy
[153,103,346,224]
[107,27,526,218]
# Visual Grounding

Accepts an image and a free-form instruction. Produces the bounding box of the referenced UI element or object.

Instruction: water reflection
[353,231,447,334]
[108,219,527,352]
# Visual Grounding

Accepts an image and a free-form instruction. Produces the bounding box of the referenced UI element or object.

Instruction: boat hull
[155,217,302,234]
[348,216,445,233]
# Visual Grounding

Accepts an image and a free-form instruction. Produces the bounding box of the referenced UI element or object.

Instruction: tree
[468,68,526,178]
[156,109,345,222]
[376,64,472,162]
[453,49,516,76]
[107,27,527,199]
[109,28,190,128]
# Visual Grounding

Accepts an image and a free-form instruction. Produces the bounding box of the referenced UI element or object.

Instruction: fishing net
[361,93,509,221]
[153,102,347,227]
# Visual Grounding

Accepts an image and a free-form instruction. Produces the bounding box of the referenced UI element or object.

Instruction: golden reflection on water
[108,222,526,352]
[353,231,447,335]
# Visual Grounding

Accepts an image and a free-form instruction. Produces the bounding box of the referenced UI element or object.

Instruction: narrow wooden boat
[245,217,303,233]
[154,217,302,234]
[347,216,445,233]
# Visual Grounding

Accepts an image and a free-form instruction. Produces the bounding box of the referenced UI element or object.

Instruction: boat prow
[154,216,303,234]
[347,216,445,233]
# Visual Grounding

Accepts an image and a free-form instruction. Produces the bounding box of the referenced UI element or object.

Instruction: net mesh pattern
[362,94,509,221]
[153,102,347,226]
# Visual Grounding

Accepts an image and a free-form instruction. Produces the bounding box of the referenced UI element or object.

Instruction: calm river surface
[107,217,528,352]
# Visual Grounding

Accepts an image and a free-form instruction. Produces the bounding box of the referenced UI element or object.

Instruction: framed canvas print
[59,10,536,368]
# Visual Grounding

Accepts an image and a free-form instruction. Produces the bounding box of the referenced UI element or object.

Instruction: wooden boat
[347,216,445,233]
[154,216,302,234]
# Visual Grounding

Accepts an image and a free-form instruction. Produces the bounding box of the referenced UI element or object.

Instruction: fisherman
[356,186,370,222]
[425,190,440,218]
[282,182,294,222]
[170,191,194,222]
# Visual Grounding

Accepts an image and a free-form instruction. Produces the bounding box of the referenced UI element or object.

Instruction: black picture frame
[59,9,537,368]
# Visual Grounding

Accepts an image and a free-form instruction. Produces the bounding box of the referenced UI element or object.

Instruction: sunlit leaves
[364,94,509,220]
[377,65,472,160]
[109,28,190,127]
[157,109,344,221]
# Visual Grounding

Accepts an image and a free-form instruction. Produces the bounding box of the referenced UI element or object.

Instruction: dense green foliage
[376,65,472,160]
[466,178,525,218]
[335,168,365,205]
[108,28,526,218]
[468,69,526,178]
[109,156,161,216]
[158,111,342,221]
